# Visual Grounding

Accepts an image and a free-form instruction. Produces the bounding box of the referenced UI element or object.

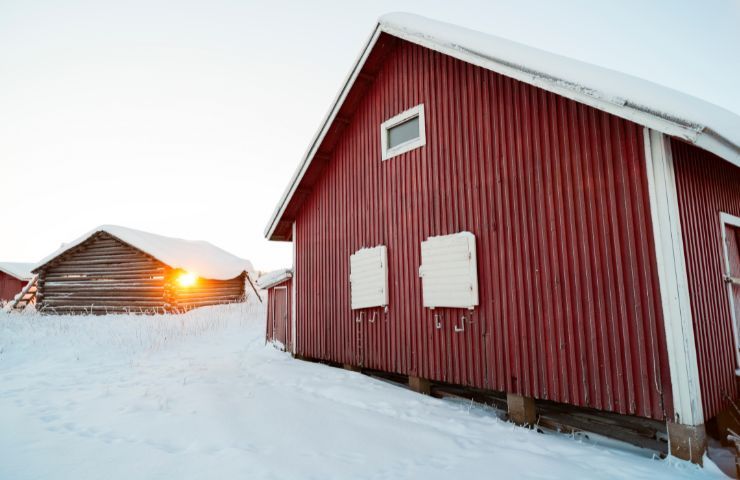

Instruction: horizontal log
[178,298,244,308]
[46,266,165,275]
[42,296,164,303]
[48,260,159,269]
[175,285,244,294]
[44,273,165,282]
[43,299,166,308]
[174,279,244,288]
[176,294,242,302]
[40,306,166,315]
[44,290,163,297]
[68,253,146,262]
[44,278,164,286]
[49,257,158,266]
[175,293,243,302]
[43,285,163,292]
[85,238,123,244]
[55,251,152,260]
[175,294,242,301]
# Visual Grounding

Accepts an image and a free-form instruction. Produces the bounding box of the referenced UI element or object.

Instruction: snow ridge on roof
[256,268,292,289]
[0,262,34,281]
[32,225,254,281]
[378,13,739,165]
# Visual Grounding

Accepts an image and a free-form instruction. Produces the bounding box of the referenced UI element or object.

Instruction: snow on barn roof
[32,225,254,281]
[0,262,34,281]
[265,12,740,240]
[256,268,292,289]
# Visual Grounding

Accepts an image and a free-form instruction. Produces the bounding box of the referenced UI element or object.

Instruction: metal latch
[433,313,442,330]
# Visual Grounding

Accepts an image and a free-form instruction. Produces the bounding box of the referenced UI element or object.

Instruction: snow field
[0,301,726,479]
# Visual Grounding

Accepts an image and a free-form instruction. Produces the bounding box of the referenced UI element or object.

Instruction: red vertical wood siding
[294,41,671,420]
[265,279,292,351]
[672,139,740,420]
[0,272,26,302]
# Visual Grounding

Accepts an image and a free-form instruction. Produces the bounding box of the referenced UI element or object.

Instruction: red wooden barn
[264,13,740,462]
[258,269,293,351]
[0,262,33,302]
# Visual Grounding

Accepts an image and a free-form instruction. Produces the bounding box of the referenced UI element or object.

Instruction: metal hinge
[725,275,740,286]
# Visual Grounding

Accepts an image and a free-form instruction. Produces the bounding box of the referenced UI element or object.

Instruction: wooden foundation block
[409,376,431,395]
[667,422,706,465]
[343,364,361,372]
[507,393,537,426]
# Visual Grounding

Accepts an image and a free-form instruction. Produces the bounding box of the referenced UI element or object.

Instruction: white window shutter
[350,245,388,310]
[419,232,478,309]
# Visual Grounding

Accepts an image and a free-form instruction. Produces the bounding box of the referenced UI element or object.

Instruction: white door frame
[720,212,740,371]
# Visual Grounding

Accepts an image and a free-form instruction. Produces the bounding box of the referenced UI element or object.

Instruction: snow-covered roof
[0,262,34,281]
[265,12,740,240]
[32,225,254,281]
[256,268,292,289]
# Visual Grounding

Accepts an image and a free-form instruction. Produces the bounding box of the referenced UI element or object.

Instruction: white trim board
[291,221,297,355]
[644,128,703,426]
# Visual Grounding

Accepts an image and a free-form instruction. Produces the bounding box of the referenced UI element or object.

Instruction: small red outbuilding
[0,262,33,303]
[264,13,740,462]
[258,269,293,351]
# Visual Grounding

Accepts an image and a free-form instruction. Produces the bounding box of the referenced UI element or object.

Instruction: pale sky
[1,0,738,272]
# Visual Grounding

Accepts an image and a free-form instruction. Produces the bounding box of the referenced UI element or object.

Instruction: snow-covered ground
[0,301,727,479]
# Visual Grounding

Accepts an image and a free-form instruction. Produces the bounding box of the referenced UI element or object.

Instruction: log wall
[165,271,246,311]
[37,232,167,314]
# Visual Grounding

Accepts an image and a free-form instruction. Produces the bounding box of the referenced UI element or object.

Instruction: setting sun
[176,271,198,287]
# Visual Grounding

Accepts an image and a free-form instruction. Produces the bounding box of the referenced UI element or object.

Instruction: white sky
[1,0,738,272]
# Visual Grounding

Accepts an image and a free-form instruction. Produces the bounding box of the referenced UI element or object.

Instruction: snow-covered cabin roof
[265,12,740,240]
[0,262,34,281]
[32,225,254,281]
[256,268,292,289]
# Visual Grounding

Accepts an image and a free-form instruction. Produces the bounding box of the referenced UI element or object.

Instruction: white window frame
[380,104,426,160]
[720,212,740,372]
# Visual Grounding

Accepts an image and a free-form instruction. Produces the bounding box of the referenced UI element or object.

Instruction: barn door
[273,286,289,350]
[722,216,740,367]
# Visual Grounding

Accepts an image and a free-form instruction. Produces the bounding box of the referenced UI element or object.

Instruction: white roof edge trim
[265,14,740,240]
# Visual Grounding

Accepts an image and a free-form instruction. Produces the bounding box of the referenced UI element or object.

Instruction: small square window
[381,104,426,160]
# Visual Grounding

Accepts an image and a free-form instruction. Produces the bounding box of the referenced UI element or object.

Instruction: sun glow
[177,271,198,287]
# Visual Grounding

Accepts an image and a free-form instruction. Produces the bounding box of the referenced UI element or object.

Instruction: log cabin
[0,262,33,302]
[263,13,740,463]
[32,225,255,314]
